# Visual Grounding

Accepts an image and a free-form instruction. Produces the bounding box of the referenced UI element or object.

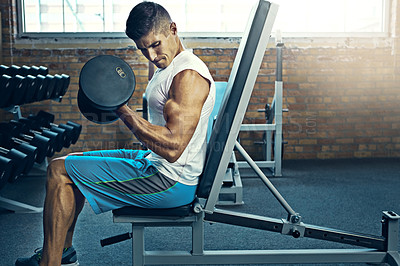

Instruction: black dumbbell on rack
[0,75,13,108]
[0,65,48,77]
[0,146,29,182]
[0,131,38,176]
[0,64,70,106]
[9,120,57,158]
[18,117,65,153]
[0,132,30,182]
[24,75,40,104]
[0,122,51,165]
[9,75,29,106]
[34,111,82,147]
[0,153,13,191]
[1,74,39,107]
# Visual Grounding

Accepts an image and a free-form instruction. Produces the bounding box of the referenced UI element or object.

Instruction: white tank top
[145,50,215,186]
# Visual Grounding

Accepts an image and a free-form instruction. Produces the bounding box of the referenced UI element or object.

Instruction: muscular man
[16,2,215,265]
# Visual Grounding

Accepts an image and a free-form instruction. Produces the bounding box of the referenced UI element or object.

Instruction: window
[21,0,141,33]
[18,0,389,37]
[273,0,388,37]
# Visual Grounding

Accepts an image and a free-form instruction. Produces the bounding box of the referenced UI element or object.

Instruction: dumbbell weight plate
[26,133,51,164]
[0,147,29,182]
[0,75,13,108]
[0,65,8,76]
[0,131,37,175]
[57,123,74,148]
[27,113,69,151]
[20,65,31,76]
[78,89,119,124]
[51,74,64,98]
[10,75,28,105]
[34,75,49,101]
[19,117,61,154]
[66,121,82,144]
[6,121,50,165]
[28,65,49,76]
[35,130,56,157]
[24,75,39,103]
[78,55,135,124]
[37,110,55,123]
[0,155,13,191]
[43,75,56,100]
[9,65,21,76]
[60,74,70,96]
[13,142,37,174]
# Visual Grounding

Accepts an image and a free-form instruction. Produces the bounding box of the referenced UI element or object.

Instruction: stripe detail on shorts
[91,171,177,195]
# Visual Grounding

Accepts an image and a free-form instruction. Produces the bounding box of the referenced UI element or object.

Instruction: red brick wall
[1,0,399,160]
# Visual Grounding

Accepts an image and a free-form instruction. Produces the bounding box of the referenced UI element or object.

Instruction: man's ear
[170,22,178,35]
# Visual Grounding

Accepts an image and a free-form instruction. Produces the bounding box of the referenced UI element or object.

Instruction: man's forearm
[115,105,184,162]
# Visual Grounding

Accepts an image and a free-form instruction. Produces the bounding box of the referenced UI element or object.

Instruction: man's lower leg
[40,160,78,266]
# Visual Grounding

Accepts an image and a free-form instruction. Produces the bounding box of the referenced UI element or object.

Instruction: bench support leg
[132,225,145,266]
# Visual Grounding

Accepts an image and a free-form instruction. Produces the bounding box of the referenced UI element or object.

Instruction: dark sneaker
[15,246,79,266]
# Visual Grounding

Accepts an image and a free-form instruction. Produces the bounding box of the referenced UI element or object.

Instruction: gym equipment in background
[238,31,287,177]
[0,64,70,107]
[0,63,78,214]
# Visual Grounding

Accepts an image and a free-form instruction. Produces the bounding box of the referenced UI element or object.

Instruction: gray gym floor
[0,158,399,266]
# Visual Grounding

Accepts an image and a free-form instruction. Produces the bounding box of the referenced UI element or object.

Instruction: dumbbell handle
[11,137,26,146]
[0,147,9,154]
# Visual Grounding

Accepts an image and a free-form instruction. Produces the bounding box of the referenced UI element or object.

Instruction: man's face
[135,26,178,69]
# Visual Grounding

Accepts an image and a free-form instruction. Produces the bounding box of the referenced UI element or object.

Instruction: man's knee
[47,158,71,186]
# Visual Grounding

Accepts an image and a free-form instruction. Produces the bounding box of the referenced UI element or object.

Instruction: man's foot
[15,246,79,266]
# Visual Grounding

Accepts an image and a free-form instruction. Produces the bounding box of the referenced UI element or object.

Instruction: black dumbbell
[66,121,82,144]
[7,65,21,76]
[0,132,38,174]
[0,146,29,182]
[0,75,13,108]
[50,74,64,99]
[78,55,136,124]
[10,120,56,158]
[0,65,8,76]
[19,65,31,76]
[34,74,48,101]
[29,113,71,148]
[9,75,28,105]
[24,75,39,104]
[43,75,56,100]
[60,74,70,96]
[28,65,48,76]
[0,154,13,191]
[27,115,68,152]
[20,117,65,153]
[0,122,51,164]
[35,111,81,148]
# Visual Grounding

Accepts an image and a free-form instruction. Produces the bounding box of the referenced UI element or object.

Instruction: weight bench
[102,1,400,265]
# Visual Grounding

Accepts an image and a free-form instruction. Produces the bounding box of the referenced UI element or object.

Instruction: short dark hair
[125,1,172,41]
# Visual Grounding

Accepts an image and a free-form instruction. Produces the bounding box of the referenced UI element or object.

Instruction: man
[16,2,215,265]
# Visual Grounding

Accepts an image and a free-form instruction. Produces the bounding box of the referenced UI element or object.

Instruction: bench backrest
[196,0,278,212]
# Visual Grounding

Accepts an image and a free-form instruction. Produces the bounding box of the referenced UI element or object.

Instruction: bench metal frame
[109,1,400,265]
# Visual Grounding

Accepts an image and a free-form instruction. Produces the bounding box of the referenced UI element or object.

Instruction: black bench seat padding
[112,203,193,217]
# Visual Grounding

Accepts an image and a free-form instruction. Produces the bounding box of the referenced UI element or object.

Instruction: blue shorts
[65,149,197,214]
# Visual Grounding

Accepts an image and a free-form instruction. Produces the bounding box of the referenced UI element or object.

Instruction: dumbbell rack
[238,38,287,177]
[0,105,45,213]
[0,65,77,213]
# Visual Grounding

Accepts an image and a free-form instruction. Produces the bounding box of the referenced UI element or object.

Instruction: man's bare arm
[116,69,210,163]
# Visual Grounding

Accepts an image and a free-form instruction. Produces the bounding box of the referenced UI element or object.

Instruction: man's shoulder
[172,51,210,76]
[174,50,204,65]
